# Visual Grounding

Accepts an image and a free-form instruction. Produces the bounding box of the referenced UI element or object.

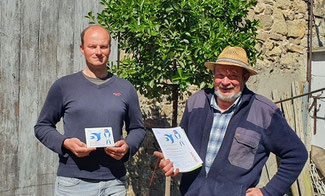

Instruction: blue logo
[90,132,101,141]
[104,129,112,145]
[164,134,174,143]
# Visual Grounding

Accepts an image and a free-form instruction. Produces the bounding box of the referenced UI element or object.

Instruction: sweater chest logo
[113,93,121,96]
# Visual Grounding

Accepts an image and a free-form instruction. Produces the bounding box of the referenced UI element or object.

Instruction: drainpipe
[307,0,314,98]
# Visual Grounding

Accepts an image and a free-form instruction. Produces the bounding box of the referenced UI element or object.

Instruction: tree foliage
[88,0,260,101]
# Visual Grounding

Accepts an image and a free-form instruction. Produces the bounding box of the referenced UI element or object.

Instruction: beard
[215,85,242,102]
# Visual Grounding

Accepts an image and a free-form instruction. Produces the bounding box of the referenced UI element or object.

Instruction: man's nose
[95,46,102,54]
[221,76,231,84]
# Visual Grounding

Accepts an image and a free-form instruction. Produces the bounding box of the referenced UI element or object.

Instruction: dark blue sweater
[34,71,146,180]
[179,87,307,196]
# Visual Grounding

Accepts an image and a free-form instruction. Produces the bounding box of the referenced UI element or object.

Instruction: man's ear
[243,72,250,83]
[80,44,85,56]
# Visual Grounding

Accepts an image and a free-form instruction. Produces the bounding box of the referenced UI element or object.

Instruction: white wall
[311,49,325,149]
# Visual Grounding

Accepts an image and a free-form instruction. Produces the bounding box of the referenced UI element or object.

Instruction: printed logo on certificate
[85,127,114,148]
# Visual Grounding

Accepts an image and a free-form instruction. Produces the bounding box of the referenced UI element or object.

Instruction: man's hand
[63,138,96,157]
[246,188,263,196]
[153,151,179,177]
[104,140,129,160]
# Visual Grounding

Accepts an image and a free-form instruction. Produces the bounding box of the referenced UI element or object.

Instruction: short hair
[80,25,111,46]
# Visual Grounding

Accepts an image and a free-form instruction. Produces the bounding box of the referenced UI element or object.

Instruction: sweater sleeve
[123,83,146,160]
[34,80,68,155]
[261,108,308,196]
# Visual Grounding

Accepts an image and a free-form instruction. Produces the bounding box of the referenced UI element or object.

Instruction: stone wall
[126,93,190,196]
[313,0,325,48]
[248,0,324,98]
[125,0,325,195]
[248,0,308,98]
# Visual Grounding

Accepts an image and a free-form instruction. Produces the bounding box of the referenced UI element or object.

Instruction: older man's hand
[153,151,180,177]
[246,188,263,196]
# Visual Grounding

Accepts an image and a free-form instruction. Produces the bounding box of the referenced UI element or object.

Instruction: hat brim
[205,61,257,76]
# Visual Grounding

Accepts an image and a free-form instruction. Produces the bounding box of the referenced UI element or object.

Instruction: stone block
[293,0,307,13]
[283,9,295,20]
[271,9,288,35]
[276,0,291,10]
[287,20,306,39]
[264,5,273,15]
[269,33,285,41]
[295,13,306,20]
[267,46,282,56]
[261,0,274,5]
[247,9,255,21]
[254,3,265,14]
[280,52,299,66]
[288,37,301,45]
[287,43,305,54]
[264,40,274,50]
[313,0,325,16]
[259,14,273,30]
[257,31,270,42]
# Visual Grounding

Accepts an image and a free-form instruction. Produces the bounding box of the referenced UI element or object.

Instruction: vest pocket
[228,128,261,170]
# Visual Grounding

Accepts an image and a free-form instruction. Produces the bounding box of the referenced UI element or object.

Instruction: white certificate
[85,127,114,148]
[152,127,202,173]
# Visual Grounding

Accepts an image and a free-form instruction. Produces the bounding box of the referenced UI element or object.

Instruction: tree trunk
[172,84,179,127]
[165,84,179,196]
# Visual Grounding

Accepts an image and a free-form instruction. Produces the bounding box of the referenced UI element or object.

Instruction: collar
[210,94,241,113]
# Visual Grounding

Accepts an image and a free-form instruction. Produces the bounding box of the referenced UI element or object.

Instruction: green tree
[88,0,260,127]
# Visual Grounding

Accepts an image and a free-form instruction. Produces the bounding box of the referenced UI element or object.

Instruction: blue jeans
[55,176,127,196]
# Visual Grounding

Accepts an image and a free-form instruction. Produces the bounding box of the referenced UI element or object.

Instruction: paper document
[152,127,202,172]
[85,127,114,148]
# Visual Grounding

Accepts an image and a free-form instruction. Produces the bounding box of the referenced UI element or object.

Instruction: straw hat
[205,46,257,75]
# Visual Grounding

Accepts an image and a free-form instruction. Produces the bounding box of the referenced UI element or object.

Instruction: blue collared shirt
[205,95,241,173]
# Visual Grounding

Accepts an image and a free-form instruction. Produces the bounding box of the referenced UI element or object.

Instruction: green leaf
[199,82,206,89]
[177,69,183,78]
[149,80,155,88]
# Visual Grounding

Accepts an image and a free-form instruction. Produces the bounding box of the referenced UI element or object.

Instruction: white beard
[215,89,242,102]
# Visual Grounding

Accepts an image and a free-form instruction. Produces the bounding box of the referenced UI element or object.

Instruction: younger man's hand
[104,140,129,160]
[63,138,96,157]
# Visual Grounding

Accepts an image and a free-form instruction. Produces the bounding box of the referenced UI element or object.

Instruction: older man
[154,46,307,196]
[35,25,146,195]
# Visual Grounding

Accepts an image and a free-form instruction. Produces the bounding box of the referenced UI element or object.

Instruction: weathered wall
[247,0,324,98]
[0,0,117,195]
[313,0,325,48]
[248,0,308,98]
[1,0,324,196]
